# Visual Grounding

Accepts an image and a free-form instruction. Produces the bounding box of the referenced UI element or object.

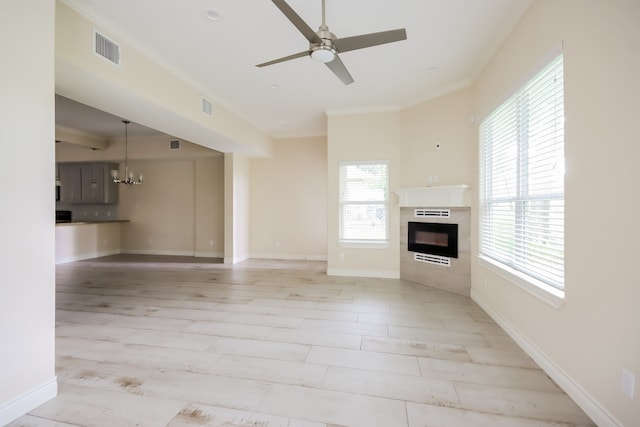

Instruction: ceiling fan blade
[271,0,322,44]
[334,28,407,53]
[256,50,310,67]
[325,54,354,85]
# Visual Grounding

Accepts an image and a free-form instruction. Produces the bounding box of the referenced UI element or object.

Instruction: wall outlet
[339,252,345,261]
[622,369,635,399]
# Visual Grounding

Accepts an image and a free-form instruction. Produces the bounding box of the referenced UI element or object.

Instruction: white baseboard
[250,252,328,262]
[194,251,224,258]
[55,249,120,264]
[121,249,195,257]
[471,290,622,427]
[57,250,326,264]
[0,377,57,426]
[224,255,249,264]
[327,267,400,279]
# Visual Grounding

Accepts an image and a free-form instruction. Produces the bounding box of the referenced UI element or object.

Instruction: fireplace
[397,186,471,295]
[408,221,458,258]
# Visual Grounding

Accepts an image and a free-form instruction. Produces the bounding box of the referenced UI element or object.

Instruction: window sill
[478,255,565,309]
[339,240,389,249]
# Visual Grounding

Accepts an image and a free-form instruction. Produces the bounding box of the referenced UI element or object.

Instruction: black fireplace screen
[408,222,458,258]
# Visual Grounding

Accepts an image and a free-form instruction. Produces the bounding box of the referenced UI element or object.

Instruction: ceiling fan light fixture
[310,46,336,63]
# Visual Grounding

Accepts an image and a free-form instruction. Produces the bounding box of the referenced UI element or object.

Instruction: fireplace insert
[408,222,458,258]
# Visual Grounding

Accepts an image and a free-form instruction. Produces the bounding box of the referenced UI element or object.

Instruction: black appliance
[408,221,458,258]
[56,210,72,223]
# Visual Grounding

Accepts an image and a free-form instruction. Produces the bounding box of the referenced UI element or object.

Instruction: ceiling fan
[256,0,407,85]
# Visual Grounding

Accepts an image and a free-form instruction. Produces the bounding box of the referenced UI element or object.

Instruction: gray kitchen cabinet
[58,163,82,203]
[81,163,104,203]
[58,162,119,204]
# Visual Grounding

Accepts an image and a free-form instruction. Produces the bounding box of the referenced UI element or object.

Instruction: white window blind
[479,54,565,290]
[339,161,389,242]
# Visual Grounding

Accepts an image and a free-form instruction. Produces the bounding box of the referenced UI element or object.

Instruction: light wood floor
[11,255,594,427]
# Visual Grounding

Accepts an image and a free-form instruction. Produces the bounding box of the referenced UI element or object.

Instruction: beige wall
[118,158,224,257]
[225,153,252,264]
[325,90,476,277]
[471,1,640,425]
[119,159,196,255]
[56,134,220,162]
[250,137,328,260]
[0,0,57,424]
[327,111,402,278]
[195,157,225,257]
[400,87,475,187]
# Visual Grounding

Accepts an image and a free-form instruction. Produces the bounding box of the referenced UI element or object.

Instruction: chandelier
[111,120,143,185]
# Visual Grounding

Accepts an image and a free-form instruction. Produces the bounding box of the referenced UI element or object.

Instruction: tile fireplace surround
[396,186,471,296]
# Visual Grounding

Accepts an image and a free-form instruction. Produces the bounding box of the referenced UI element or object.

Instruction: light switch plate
[622,369,635,399]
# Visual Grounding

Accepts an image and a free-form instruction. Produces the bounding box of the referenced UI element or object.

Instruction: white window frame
[479,53,565,306]
[339,161,389,247]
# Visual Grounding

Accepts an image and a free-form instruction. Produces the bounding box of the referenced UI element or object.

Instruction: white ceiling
[56,94,165,138]
[57,0,532,139]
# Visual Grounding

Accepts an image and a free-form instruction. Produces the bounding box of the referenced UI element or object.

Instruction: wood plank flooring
[10,255,595,427]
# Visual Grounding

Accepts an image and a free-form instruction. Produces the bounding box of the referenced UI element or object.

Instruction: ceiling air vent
[414,208,450,218]
[170,140,180,150]
[93,30,121,65]
[202,98,213,117]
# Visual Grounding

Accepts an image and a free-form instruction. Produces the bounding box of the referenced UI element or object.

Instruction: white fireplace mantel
[394,185,471,208]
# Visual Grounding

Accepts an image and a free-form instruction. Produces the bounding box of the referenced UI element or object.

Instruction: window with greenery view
[339,161,389,242]
[479,54,565,291]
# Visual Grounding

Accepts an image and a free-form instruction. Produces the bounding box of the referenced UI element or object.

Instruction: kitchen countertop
[56,220,129,226]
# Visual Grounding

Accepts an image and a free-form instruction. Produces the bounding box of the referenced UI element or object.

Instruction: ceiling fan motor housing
[310,27,337,62]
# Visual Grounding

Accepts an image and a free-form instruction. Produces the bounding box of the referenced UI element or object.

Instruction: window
[339,161,389,243]
[479,54,564,293]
